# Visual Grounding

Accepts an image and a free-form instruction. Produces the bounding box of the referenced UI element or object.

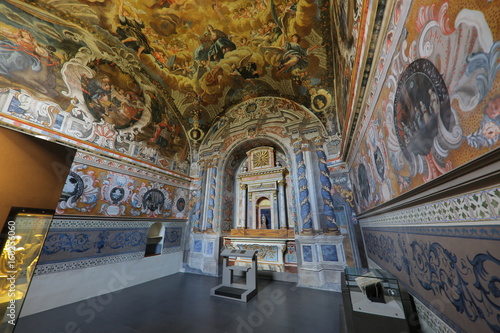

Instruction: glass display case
[0,208,54,333]
[341,267,420,333]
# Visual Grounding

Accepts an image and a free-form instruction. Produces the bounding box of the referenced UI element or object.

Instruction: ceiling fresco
[0,0,365,175]
[59,0,338,126]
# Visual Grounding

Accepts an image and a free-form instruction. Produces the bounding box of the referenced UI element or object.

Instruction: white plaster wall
[20,251,183,316]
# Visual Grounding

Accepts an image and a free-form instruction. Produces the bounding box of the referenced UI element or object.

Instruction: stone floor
[14,272,346,333]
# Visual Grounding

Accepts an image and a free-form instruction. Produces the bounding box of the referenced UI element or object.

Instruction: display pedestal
[210,249,258,302]
[341,267,421,333]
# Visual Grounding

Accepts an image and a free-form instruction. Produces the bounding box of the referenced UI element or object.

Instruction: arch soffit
[200,96,327,163]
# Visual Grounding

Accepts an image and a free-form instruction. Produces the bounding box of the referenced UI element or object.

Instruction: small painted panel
[285,244,297,263]
[321,245,338,262]
[302,245,313,262]
[163,227,183,248]
[206,242,214,256]
[236,244,279,262]
[193,240,203,253]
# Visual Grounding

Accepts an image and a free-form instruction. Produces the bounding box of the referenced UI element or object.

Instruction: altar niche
[230,147,295,274]
[236,147,288,231]
[257,198,271,229]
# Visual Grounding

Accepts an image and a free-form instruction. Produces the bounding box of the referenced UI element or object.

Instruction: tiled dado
[361,185,500,227]
[34,218,186,275]
[414,298,457,333]
[367,259,456,333]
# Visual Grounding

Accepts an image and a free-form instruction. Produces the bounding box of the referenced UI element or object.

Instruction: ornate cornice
[238,167,288,180]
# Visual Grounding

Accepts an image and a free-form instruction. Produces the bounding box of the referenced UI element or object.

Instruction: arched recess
[218,137,295,233]
[195,96,331,234]
[145,222,165,256]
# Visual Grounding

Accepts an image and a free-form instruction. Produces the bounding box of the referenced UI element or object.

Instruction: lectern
[210,249,258,302]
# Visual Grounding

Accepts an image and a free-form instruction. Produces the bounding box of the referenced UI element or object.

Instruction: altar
[223,234,297,273]
[225,147,297,273]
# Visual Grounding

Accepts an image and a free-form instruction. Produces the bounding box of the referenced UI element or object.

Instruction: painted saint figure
[81,74,112,119]
[260,214,267,229]
[263,33,319,74]
[116,0,152,58]
[194,25,236,62]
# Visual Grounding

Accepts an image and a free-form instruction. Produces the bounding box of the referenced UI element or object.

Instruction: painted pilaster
[238,183,247,228]
[191,168,204,232]
[302,143,321,231]
[293,140,313,233]
[205,165,217,231]
[314,138,340,234]
[278,180,287,228]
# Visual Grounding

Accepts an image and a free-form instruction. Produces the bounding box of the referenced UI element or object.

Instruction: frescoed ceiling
[0,0,366,175]
[52,0,341,125]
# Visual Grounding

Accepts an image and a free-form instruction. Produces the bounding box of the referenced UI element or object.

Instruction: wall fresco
[0,0,189,174]
[329,0,364,127]
[350,1,500,213]
[57,161,190,219]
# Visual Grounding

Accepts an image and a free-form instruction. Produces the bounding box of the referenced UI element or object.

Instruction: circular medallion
[188,128,204,141]
[393,59,451,161]
[142,189,165,212]
[81,59,144,129]
[176,198,186,212]
[246,102,257,114]
[110,187,125,204]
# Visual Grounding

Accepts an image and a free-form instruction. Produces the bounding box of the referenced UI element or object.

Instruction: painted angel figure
[263,33,319,74]
[0,28,55,75]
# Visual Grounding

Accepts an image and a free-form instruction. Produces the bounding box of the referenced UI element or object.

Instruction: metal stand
[210,249,258,302]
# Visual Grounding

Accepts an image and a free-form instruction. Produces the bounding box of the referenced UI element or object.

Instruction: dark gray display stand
[210,249,258,302]
[341,267,421,333]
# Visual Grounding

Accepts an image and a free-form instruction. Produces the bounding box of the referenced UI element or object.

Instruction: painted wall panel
[360,182,500,332]
[57,158,190,219]
[349,1,500,213]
